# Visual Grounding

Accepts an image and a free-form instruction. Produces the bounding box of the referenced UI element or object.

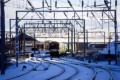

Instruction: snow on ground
[0,62,33,80]
[50,62,76,80]
[14,63,63,80]
[112,71,120,80]
[67,62,94,80]
[94,68,111,80]
[0,56,120,80]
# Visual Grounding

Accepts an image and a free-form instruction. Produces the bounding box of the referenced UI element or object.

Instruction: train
[28,41,67,58]
[49,41,59,58]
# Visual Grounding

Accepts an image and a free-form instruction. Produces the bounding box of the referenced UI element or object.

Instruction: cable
[4,0,11,4]
[63,12,68,19]
[45,0,50,7]
[67,0,80,19]
[91,12,103,29]
[11,12,29,29]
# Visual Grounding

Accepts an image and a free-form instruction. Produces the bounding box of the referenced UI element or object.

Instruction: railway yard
[0,0,120,79]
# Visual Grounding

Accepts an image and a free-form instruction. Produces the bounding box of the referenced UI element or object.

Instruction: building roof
[11,33,38,42]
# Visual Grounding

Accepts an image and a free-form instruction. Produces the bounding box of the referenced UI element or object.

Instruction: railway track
[50,58,96,80]
[46,63,65,80]
[5,57,47,80]
[5,57,66,80]
[65,61,96,80]
[41,58,71,80]
[30,58,68,80]
[47,59,79,80]
[36,57,114,80]
[59,57,114,80]
[95,66,113,80]
[4,57,116,80]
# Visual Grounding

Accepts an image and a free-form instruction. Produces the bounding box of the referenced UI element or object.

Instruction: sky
[3,0,120,42]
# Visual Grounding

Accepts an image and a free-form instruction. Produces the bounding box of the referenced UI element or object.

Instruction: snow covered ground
[0,56,120,80]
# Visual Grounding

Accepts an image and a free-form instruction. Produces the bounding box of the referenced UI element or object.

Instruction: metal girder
[25,22,71,25]
[16,10,116,13]
[24,22,72,38]
[10,19,81,20]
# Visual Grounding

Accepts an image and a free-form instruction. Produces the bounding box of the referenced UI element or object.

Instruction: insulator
[55,0,57,7]
[54,12,55,18]
[82,0,84,7]
[27,0,32,7]
[64,12,67,18]
[94,1,96,7]
[42,0,44,8]
[102,12,103,19]
[115,0,117,7]
[104,0,109,7]
[68,0,72,7]
[87,12,89,17]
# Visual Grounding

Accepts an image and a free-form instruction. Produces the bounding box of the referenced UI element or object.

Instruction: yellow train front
[49,41,59,58]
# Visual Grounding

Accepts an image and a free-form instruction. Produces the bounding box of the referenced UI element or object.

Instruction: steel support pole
[108,17,111,65]
[0,0,5,75]
[68,28,69,52]
[23,24,26,59]
[9,20,12,55]
[20,29,22,53]
[77,34,79,53]
[19,29,21,54]
[114,10,118,64]
[86,30,88,49]
[34,33,35,54]
[104,32,105,45]
[21,29,23,53]
[73,17,76,52]
[15,12,19,67]
[74,28,75,52]
[83,20,86,61]
[71,29,73,56]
